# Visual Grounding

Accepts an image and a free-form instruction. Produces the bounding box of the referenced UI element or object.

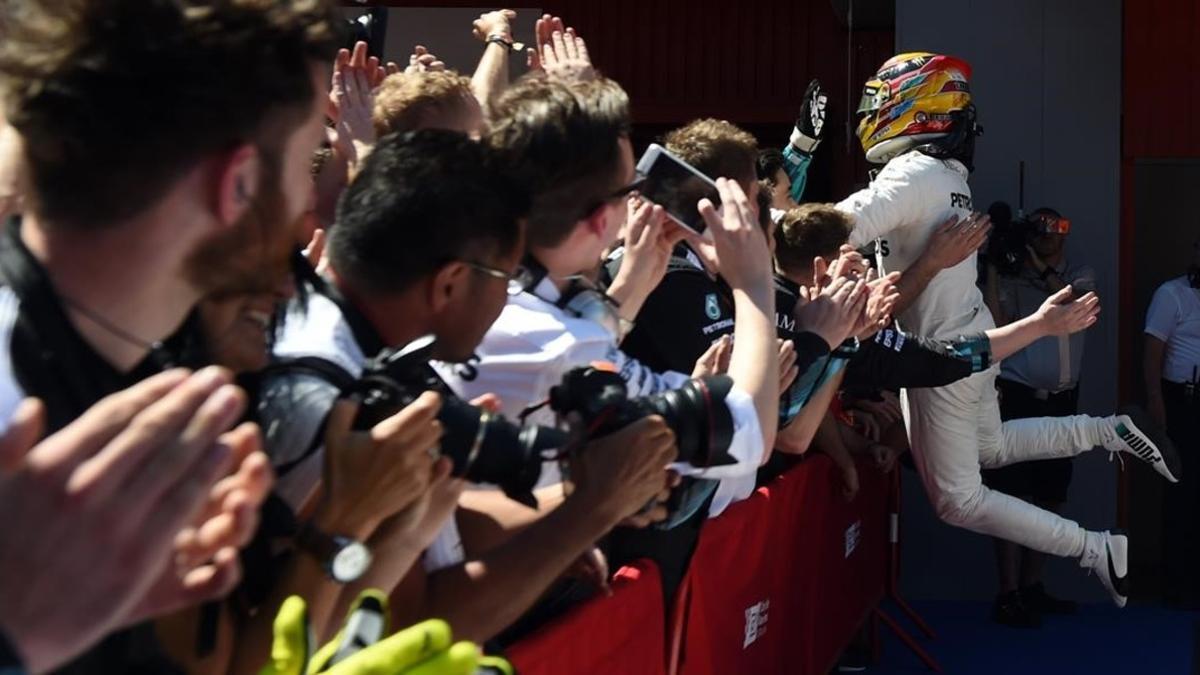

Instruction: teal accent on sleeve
[782,143,813,203]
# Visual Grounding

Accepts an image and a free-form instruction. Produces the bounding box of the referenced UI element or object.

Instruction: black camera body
[987,216,1038,277]
[547,365,738,469]
[349,336,566,507]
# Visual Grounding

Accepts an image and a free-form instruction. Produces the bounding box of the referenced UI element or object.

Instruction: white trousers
[905,366,1111,558]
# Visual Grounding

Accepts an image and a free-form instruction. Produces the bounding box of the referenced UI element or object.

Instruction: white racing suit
[836,151,1111,558]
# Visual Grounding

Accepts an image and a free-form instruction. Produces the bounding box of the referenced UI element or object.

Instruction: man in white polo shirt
[1145,241,1200,607]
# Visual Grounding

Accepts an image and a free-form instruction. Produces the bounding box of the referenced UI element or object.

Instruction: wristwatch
[296,523,373,583]
[487,33,525,51]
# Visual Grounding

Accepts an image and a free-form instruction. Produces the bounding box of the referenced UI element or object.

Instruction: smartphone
[635,143,720,238]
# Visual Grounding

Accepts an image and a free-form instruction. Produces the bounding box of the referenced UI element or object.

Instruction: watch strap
[296,522,339,567]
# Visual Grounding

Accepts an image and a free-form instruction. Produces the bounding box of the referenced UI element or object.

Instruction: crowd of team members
[0,2,1121,674]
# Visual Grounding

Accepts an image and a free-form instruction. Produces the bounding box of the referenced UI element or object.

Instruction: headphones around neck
[519,256,628,340]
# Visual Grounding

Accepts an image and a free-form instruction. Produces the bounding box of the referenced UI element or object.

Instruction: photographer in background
[258,130,677,649]
[982,207,1095,627]
[1144,239,1200,608]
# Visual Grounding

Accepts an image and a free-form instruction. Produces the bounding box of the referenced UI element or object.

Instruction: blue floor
[872,601,1198,674]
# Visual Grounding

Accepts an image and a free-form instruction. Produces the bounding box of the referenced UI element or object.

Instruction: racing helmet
[856,52,973,164]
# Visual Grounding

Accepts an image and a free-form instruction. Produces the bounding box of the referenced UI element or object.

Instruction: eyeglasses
[582,176,647,219]
[462,261,534,296]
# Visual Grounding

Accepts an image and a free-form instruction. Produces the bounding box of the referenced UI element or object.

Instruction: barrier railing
[506,455,893,675]
[505,559,666,675]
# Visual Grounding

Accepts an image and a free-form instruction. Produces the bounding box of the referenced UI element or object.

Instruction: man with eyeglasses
[434,76,782,611]
[257,130,679,645]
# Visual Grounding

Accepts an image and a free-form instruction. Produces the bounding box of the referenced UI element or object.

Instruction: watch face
[331,541,373,583]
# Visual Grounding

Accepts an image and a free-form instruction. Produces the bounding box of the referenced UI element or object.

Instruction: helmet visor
[857,84,885,115]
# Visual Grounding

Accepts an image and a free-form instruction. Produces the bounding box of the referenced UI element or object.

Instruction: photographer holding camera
[981,207,1096,626]
[259,130,678,647]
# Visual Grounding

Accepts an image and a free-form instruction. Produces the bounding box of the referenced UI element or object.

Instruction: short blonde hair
[372,70,475,137]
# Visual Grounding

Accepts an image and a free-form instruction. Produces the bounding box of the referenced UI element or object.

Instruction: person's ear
[812,256,829,286]
[214,144,261,228]
[580,208,604,237]
[428,261,470,314]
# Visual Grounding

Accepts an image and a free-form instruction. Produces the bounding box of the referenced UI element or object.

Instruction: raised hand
[329,41,380,172]
[691,334,733,378]
[697,178,773,293]
[131,421,273,623]
[791,79,828,154]
[405,45,447,74]
[922,212,991,271]
[473,9,517,43]
[794,275,868,349]
[607,198,683,321]
[0,368,253,673]
[528,15,595,82]
[854,269,901,338]
[1032,285,1100,336]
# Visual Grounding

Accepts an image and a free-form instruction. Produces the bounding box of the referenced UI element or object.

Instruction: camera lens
[635,376,736,468]
[434,397,567,507]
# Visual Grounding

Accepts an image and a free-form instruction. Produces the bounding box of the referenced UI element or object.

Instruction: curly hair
[663,118,759,188]
[372,70,476,137]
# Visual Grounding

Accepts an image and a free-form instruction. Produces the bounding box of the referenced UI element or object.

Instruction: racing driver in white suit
[836,53,1180,606]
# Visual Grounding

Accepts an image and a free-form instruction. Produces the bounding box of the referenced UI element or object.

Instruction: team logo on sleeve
[705,293,722,320]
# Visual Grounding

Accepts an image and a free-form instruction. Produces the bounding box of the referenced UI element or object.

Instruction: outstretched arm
[470,9,517,107]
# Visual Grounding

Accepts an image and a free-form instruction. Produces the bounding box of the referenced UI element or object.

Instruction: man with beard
[0,0,343,671]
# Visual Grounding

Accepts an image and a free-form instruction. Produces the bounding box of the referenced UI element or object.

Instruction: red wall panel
[1123,0,1200,159]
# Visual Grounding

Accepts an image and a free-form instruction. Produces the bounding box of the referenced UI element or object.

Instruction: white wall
[895,0,1121,602]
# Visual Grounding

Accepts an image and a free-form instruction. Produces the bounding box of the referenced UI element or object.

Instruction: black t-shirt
[0,219,204,675]
[613,247,735,375]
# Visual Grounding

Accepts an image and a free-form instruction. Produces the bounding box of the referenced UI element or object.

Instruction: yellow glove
[261,591,513,675]
[258,596,313,675]
[325,630,477,675]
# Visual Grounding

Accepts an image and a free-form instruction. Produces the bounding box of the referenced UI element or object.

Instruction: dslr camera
[548,364,739,468]
[986,216,1037,277]
[349,336,566,507]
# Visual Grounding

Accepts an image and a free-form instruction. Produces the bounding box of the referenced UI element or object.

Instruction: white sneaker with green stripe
[1103,406,1181,483]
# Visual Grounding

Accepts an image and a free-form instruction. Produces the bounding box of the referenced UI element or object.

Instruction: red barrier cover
[795,457,889,674]
[506,560,666,675]
[507,456,890,675]
[675,455,889,675]
[674,483,781,675]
